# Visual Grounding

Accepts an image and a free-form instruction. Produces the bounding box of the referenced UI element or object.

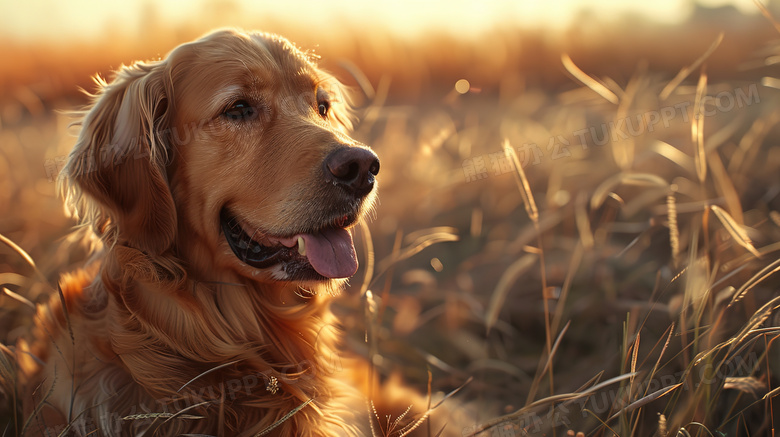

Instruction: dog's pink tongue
[299,228,358,278]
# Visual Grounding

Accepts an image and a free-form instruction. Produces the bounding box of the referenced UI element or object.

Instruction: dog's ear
[62,61,176,255]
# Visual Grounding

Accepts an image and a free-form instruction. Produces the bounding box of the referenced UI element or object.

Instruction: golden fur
[7,29,452,436]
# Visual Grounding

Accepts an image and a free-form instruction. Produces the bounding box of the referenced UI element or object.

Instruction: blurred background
[3,0,780,435]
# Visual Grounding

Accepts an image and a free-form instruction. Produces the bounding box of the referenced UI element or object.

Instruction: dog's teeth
[297,237,306,256]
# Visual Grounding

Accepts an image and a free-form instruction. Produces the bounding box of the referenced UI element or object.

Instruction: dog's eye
[223,100,256,121]
[317,100,330,118]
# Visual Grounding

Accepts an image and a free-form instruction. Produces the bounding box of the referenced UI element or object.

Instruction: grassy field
[3,3,780,436]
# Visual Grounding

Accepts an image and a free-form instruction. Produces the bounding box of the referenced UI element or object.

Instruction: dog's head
[62,29,379,286]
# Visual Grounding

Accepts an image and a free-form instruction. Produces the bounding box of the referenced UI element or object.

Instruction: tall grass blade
[541,321,570,376]
[693,70,708,183]
[606,383,683,423]
[465,373,637,436]
[659,33,723,100]
[485,254,537,333]
[254,398,314,436]
[561,54,619,104]
[729,258,780,306]
[177,360,242,393]
[503,140,538,222]
[2,287,35,310]
[590,173,668,209]
[710,205,761,258]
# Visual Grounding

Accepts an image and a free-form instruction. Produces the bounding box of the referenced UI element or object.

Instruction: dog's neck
[97,244,344,410]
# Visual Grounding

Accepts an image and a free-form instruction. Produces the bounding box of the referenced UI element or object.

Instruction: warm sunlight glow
[0,0,738,42]
[455,79,471,94]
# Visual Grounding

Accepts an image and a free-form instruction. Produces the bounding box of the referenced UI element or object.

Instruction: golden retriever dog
[6,29,458,436]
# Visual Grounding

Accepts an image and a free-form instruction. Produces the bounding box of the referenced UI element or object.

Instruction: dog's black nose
[324,147,380,197]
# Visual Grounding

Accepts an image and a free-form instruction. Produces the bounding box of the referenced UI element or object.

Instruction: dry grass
[3,3,780,436]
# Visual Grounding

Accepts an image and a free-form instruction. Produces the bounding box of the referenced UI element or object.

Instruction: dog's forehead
[170,31,320,107]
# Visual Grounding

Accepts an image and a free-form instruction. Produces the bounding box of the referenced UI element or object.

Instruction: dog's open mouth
[220,209,359,279]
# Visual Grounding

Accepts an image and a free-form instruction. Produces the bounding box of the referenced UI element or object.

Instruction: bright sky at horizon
[0,0,763,42]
